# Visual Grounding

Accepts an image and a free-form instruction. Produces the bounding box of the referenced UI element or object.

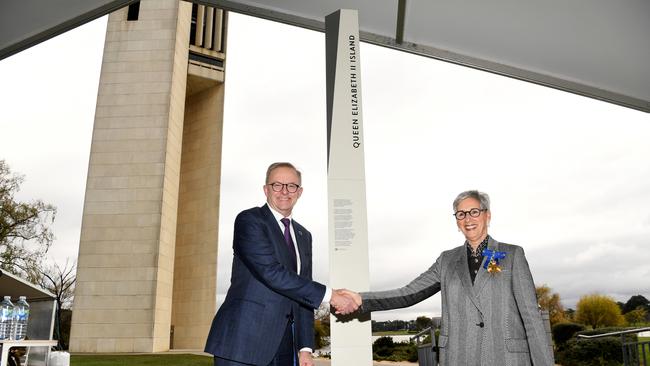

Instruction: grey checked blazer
[360,237,554,366]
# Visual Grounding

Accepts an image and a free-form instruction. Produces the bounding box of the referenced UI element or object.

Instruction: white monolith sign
[326,9,373,366]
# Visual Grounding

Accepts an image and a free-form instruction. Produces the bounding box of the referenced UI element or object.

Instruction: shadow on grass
[72,354,213,366]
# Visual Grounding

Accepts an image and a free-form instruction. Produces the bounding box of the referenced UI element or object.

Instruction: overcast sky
[1,11,649,322]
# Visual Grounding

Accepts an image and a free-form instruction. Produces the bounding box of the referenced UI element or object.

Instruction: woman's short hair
[453,190,490,212]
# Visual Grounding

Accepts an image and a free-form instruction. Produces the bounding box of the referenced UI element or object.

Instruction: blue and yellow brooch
[482,249,507,274]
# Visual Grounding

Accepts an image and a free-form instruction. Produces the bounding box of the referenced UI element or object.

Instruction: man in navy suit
[205,162,356,366]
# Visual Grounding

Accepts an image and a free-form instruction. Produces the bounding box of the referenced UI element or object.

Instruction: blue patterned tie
[281,218,297,272]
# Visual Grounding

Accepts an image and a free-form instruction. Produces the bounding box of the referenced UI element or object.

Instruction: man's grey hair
[265,162,302,184]
[453,190,490,212]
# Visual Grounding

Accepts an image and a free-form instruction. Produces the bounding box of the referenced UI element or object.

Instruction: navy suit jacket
[204,204,326,365]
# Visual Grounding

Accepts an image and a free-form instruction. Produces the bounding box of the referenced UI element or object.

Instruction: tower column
[70,0,224,352]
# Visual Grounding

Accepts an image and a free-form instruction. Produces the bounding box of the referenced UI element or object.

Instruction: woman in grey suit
[344,190,554,366]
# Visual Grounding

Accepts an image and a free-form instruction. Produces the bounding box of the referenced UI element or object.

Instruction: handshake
[330,289,362,315]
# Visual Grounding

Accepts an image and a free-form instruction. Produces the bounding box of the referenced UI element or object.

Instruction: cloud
[527,234,650,308]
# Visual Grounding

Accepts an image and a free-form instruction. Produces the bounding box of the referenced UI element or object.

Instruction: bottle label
[1,308,11,319]
[16,310,29,321]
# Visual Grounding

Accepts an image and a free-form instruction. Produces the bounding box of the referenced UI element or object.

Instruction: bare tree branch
[0,160,55,277]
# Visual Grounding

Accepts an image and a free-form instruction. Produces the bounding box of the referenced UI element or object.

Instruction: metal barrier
[411,327,438,366]
[578,326,650,366]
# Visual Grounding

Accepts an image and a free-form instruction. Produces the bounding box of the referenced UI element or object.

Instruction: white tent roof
[200,0,650,112]
[0,270,56,302]
[0,0,648,112]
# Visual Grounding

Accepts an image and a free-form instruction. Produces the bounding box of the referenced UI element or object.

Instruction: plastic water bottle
[13,296,30,340]
[0,296,14,340]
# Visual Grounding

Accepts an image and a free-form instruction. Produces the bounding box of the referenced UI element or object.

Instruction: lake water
[371,334,415,343]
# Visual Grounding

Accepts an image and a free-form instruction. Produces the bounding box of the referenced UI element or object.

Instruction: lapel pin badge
[482,249,507,275]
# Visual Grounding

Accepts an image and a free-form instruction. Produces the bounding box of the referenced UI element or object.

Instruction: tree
[0,160,69,347]
[17,257,76,349]
[536,285,566,326]
[575,294,625,329]
[415,316,432,331]
[36,260,76,350]
[372,320,410,332]
[624,307,647,326]
[564,308,576,322]
[0,160,56,276]
[622,295,650,314]
[314,303,330,349]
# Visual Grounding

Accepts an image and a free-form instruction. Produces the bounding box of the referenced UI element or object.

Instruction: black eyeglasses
[453,208,486,220]
[267,182,300,193]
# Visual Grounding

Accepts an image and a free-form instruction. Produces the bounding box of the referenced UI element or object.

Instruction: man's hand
[299,351,314,366]
[330,289,361,315]
[338,289,361,307]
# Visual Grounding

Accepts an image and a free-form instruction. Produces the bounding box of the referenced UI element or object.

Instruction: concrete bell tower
[70,0,226,352]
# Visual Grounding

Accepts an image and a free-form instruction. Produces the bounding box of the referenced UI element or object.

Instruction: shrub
[578,327,637,343]
[373,336,395,357]
[555,337,622,366]
[59,309,72,350]
[386,342,418,362]
[372,337,417,362]
[552,322,585,346]
[555,327,639,366]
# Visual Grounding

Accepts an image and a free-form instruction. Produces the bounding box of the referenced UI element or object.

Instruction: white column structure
[325,9,373,366]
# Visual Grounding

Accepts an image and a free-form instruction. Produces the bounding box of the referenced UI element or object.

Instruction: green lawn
[71,354,213,366]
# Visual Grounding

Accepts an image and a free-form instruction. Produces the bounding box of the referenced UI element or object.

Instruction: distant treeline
[371,319,417,332]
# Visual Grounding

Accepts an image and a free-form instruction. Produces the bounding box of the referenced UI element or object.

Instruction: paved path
[314,360,416,366]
